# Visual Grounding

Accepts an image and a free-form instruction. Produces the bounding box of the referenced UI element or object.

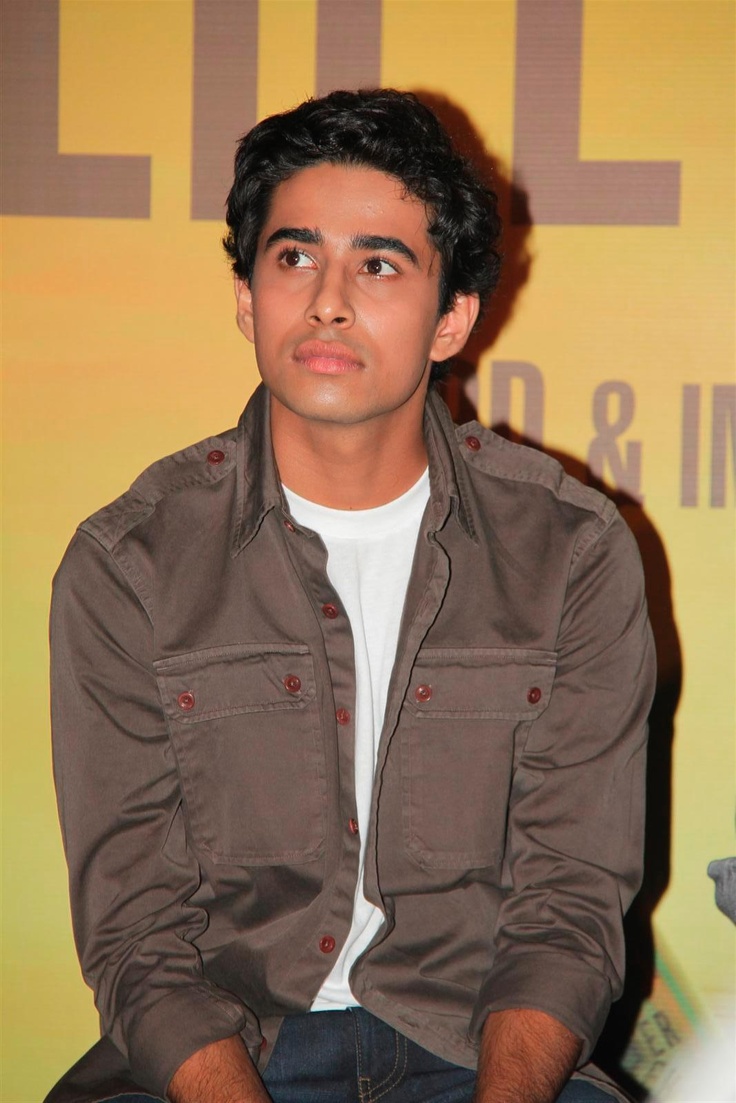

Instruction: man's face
[235,162,477,429]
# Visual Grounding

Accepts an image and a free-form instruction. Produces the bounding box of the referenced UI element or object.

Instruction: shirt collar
[424,387,477,543]
[230,383,476,556]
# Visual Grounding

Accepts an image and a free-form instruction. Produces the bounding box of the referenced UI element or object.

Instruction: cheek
[251,288,292,347]
[362,292,436,342]
[387,308,441,361]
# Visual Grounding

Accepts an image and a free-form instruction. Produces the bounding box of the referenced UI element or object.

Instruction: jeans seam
[368,1032,408,1102]
[353,1010,371,1103]
[365,1028,400,1097]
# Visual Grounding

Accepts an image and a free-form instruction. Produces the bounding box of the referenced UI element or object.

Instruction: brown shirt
[50,385,655,1101]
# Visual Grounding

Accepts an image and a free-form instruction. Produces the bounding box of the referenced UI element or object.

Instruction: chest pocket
[155,643,325,866]
[400,647,556,869]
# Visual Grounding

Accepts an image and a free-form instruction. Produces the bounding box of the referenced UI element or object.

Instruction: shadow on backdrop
[417,90,682,1103]
[413,89,534,388]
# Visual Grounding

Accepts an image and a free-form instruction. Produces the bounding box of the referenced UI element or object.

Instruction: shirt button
[177,691,195,711]
[283,519,296,533]
[322,603,339,619]
[464,435,481,451]
[348,818,359,835]
[283,674,302,694]
[319,935,336,954]
[206,449,225,466]
[414,684,432,703]
[336,708,351,725]
[527,686,542,704]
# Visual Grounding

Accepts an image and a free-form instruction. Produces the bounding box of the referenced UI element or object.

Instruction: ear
[428,292,480,363]
[234,277,255,343]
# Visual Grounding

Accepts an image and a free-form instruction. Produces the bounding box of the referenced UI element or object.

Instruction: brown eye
[279,248,315,270]
[362,257,396,277]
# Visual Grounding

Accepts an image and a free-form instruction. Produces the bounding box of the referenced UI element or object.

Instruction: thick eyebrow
[351,234,419,267]
[263,227,420,268]
[263,227,324,250]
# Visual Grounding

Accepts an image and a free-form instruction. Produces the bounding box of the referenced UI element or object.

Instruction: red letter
[190,0,382,221]
[316,0,382,96]
[513,0,680,225]
[1,0,150,218]
[191,0,259,221]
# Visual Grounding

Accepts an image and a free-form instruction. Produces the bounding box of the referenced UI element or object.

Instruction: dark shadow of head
[413,89,533,423]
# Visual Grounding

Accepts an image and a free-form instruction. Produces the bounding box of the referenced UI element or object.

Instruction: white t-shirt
[282,469,430,1010]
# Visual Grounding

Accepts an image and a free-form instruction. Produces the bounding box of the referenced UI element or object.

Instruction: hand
[168,1035,272,1103]
[473,1009,582,1103]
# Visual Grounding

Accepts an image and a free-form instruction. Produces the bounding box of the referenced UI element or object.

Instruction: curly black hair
[223,89,502,381]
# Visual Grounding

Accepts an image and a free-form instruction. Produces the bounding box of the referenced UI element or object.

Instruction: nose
[306,266,355,328]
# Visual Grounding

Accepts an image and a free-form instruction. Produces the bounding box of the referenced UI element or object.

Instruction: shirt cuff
[469,948,612,1064]
[125,984,259,1099]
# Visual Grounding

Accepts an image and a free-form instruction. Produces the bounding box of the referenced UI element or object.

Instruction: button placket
[282,526,358,872]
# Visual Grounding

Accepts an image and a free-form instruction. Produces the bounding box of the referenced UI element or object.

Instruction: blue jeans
[262,1009,615,1102]
[106,1008,617,1102]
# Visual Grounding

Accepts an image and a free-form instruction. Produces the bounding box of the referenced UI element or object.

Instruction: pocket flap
[405,647,556,720]
[154,643,316,724]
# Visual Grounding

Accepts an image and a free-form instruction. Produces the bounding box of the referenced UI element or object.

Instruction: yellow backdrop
[2,2,734,1100]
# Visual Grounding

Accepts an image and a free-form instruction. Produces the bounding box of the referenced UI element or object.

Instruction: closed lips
[294,340,363,367]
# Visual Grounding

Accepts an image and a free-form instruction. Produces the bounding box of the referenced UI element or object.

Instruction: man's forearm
[474,1009,582,1103]
[168,1035,272,1103]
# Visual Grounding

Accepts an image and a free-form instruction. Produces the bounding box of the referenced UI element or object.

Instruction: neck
[270,396,430,510]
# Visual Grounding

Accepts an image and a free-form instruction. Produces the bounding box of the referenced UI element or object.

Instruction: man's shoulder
[79,428,238,553]
[454,419,616,524]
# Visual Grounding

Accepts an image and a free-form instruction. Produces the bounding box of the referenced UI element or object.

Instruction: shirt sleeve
[469,508,656,1061]
[50,530,260,1099]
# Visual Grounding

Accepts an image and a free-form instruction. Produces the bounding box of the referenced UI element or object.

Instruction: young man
[48,91,655,1103]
